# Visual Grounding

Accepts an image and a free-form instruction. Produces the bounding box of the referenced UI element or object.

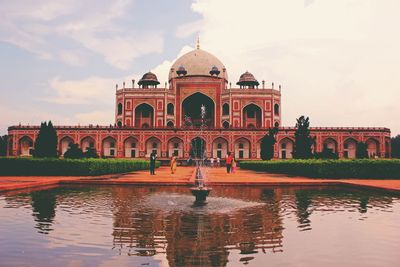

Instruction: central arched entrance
[135,103,154,128]
[190,137,206,158]
[182,93,214,128]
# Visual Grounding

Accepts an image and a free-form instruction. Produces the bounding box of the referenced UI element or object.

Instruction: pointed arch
[81,136,96,152]
[182,92,215,128]
[212,137,228,159]
[234,137,251,159]
[343,137,358,159]
[323,137,338,153]
[242,103,262,128]
[366,138,380,158]
[59,136,75,156]
[135,103,154,128]
[102,136,117,157]
[168,137,184,157]
[19,136,34,156]
[279,137,294,159]
[146,137,161,157]
[124,136,139,158]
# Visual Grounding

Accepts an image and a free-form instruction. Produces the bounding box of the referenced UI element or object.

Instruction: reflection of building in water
[110,186,284,266]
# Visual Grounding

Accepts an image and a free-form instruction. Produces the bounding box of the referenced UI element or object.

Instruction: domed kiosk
[237,71,259,89]
[138,72,160,88]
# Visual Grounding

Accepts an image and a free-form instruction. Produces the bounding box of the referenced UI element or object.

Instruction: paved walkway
[0,166,399,193]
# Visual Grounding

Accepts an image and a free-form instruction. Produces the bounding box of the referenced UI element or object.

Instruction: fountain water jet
[189,104,212,205]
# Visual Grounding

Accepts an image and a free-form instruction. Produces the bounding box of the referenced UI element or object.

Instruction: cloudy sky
[1,0,399,136]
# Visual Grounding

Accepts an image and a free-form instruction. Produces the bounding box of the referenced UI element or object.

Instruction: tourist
[150,151,157,175]
[210,157,214,167]
[226,152,233,173]
[231,156,237,173]
[216,157,220,167]
[170,155,177,174]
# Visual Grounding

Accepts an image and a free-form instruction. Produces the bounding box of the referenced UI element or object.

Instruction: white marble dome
[169,48,228,81]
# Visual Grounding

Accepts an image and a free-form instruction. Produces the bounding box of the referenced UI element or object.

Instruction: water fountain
[190,104,212,205]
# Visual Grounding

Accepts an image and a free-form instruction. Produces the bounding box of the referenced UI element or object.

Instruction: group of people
[149,151,237,175]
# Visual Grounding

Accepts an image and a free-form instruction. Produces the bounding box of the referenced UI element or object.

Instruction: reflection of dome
[237,71,259,87]
[138,72,160,87]
[169,48,227,81]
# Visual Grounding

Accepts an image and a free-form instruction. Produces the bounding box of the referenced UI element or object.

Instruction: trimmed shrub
[239,159,400,179]
[0,157,160,176]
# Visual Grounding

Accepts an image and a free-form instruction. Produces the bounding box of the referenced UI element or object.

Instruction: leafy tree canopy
[33,121,58,158]
[293,116,315,159]
[260,127,279,160]
[392,135,400,158]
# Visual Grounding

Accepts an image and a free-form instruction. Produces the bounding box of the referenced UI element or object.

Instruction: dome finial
[196,35,200,49]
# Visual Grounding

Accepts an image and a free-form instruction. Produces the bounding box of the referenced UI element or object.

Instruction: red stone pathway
[0,166,399,192]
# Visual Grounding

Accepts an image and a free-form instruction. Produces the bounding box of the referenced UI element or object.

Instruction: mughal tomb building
[7,44,391,159]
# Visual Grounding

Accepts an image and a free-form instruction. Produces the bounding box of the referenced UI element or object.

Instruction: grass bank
[0,157,160,176]
[239,159,400,179]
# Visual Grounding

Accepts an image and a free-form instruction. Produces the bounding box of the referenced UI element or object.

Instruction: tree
[260,127,279,160]
[0,135,7,156]
[356,142,369,159]
[392,135,400,158]
[64,143,84,159]
[314,146,339,159]
[293,116,315,159]
[33,121,58,158]
[84,147,99,158]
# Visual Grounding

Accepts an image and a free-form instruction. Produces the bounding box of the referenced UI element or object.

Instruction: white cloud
[176,19,203,38]
[43,76,115,104]
[0,0,164,69]
[185,0,400,135]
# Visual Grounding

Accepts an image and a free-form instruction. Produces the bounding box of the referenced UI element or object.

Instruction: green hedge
[239,159,400,179]
[0,157,160,176]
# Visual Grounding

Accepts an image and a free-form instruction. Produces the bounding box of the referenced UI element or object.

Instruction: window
[89,142,94,148]
[281,143,286,149]
[174,143,179,149]
[131,142,136,148]
[274,122,279,127]
[167,103,174,115]
[217,143,222,149]
[239,150,244,159]
[110,142,115,148]
[222,103,229,116]
[222,121,229,129]
[118,103,123,115]
[152,142,158,148]
[344,143,348,149]
[239,143,244,149]
[117,121,122,127]
[274,104,279,116]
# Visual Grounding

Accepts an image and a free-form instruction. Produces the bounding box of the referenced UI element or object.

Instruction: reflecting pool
[0,185,399,267]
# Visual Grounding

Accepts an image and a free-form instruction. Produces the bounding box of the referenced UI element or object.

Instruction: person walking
[226,152,233,173]
[150,151,157,175]
[210,157,214,168]
[231,156,237,173]
[170,155,177,174]
[216,157,220,167]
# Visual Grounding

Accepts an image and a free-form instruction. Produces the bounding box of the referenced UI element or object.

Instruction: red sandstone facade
[7,47,391,159]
